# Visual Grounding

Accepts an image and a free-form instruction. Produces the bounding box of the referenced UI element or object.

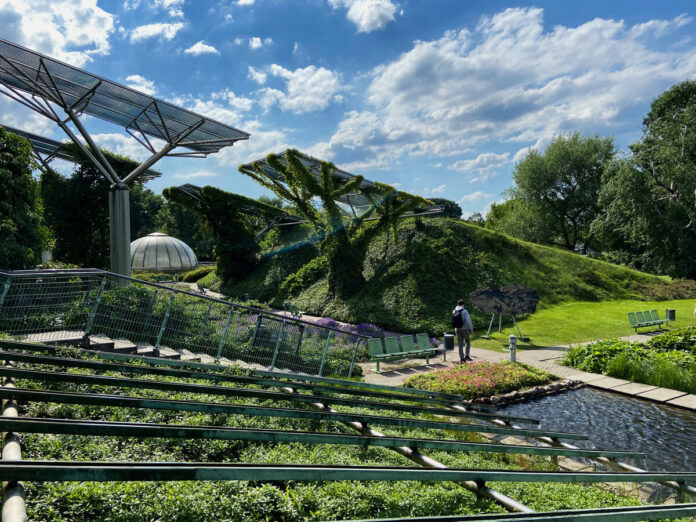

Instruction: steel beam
[0,367,535,424]
[2,462,694,484]
[0,388,586,441]
[0,417,639,459]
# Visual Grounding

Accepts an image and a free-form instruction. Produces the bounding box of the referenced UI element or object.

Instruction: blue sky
[1,0,696,217]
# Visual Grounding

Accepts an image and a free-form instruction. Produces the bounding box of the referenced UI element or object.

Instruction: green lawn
[471,298,696,352]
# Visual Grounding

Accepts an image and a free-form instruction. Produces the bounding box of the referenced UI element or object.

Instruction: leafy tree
[510,133,615,253]
[240,149,429,298]
[0,128,50,269]
[465,212,485,227]
[40,143,170,268]
[429,198,462,219]
[593,80,696,277]
[485,198,553,243]
[162,185,287,283]
[155,200,215,261]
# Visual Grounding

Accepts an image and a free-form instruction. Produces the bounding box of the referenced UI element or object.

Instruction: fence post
[0,278,11,313]
[269,321,287,370]
[318,331,333,377]
[216,306,235,360]
[249,315,263,348]
[155,294,175,356]
[348,338,361,378]
[200,301,214,337]
[83,277,107,346]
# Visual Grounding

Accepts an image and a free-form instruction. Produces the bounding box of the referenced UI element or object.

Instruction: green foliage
[280,255,328,298]
[181,265,215,283]
[0,128,50,269]
[131,271,175,283]
[429,197,462,219]
[593,80,696,277]
[507,132,616,253]
[197,269,222,292]
[404,361,554,399]
[563,326,696,393]
[163,185,286,284]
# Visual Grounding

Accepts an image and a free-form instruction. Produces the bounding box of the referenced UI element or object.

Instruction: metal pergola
[1,124,161,182]
[0,38,249,276]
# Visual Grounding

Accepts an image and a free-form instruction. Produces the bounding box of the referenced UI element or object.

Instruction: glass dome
[130,232,198,272]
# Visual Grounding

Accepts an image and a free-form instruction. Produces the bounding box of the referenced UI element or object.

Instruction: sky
[1,0,696,217]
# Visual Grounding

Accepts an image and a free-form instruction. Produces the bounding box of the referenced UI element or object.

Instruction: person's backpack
[451,309,464,329]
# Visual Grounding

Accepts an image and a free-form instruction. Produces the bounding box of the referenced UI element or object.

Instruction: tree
[593,80,696,277]
[155,200,215,261]
[240,149,429,298]
[162,185,287,283]
[0,128,50,269]
[511,133,615,253]
[429,198,462,219]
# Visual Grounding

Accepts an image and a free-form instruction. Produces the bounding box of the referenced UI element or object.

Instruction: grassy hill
[217,218,695,335]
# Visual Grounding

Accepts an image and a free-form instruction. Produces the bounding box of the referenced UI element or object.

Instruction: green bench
[284,302,305,319]
[367,334,438,372]
[628,310,667,333]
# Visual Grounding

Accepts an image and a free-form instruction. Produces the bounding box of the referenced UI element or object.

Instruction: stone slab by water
[499,387,696,472]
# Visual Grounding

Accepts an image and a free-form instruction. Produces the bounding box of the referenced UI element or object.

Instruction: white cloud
[125,74,157,95]
[328,0,398,33]
[234,38,244,45]
[247,66,267,85]
[184,41,220,56]
[130,22,184,42]
[170,89,254,125]
[213,119,290,167]
[260,64,342,114]
[173,170,219,179]
[91,133,163,161]
[430,184,447,194]
[0,0,115,67]
[450,152,509,182]
[318,7,696,171]
[248,36,273,50]
[459,191,492,203]
[238,0,255,5]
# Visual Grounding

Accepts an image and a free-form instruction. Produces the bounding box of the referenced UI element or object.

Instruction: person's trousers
[455,328,470,360]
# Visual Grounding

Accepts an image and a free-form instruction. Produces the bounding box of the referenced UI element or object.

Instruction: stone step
[111,339,138,355]
[158,346,181,360]
[88,336,115,352]
[134,342,157,357]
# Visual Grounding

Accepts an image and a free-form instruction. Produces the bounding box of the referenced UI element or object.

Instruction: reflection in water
[499,387,696,471]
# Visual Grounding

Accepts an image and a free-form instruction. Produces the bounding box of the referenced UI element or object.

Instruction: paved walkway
[361,338,696,412]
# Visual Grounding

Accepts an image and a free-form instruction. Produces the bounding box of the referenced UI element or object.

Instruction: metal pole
[511,314,523,338]
[318,331,333,377]
[486,314,495,337]
[108,182,131,278]
[2,373,26,522]
[269,322,288,370]
[348,339,361,378]
[83,277,106,346]
[0,279,11,313]
[155,294,175,356]
[249,315,263,348]
[216,307,235,360]
[498,314,502,332]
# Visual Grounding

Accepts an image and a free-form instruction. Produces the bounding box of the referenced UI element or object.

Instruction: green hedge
[181,265,215,283]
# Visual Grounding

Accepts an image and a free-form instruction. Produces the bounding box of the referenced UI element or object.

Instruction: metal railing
[0,269,367,378]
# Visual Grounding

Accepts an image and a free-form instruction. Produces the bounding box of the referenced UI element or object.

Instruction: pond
[498,387,696,472]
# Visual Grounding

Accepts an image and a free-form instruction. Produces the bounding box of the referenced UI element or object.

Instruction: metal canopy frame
[1,124,161,183]
[239,149,378,217]
[0,37,249,276]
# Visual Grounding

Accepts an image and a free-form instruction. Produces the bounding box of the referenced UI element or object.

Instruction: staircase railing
[0,269,367,378]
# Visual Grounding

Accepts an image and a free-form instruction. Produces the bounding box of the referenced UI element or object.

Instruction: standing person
[452,300,474,363]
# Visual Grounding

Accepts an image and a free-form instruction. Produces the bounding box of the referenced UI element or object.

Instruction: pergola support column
[109,183,131,279]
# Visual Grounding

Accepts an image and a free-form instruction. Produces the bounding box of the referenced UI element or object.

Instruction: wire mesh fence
[0,269,367,377]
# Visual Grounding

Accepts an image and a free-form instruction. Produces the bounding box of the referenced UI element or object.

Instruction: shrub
[562,340,633,373]
[646,327,696,354]
[181,265,215,283]
[403,361,554,399]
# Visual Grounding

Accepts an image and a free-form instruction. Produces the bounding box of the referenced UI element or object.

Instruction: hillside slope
[225,218,694,334]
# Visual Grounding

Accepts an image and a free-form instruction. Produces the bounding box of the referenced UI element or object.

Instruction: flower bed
[403,361,554,399]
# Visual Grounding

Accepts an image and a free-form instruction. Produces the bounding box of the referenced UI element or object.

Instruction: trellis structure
[1,124,161,182]
[1,272,695,519]
[0,38,249,277]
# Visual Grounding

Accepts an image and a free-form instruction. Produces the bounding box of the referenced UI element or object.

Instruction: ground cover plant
[562,327,696,394]
[11,345,648,520]
[403,361,554,399]
[226,217,695,338]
